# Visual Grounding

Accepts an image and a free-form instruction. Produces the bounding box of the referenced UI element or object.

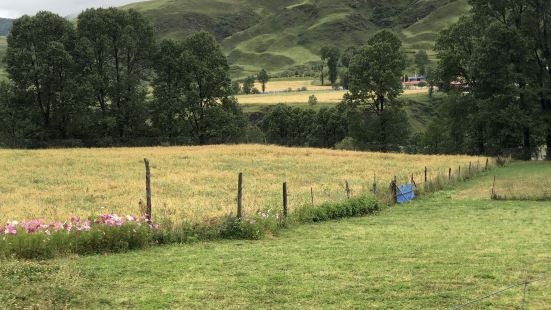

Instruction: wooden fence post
[372,172,377,194]
[469,162,472,176]
[345,180,351,199]
[237,172,243,219]
[424,166,428,183]
[391,176,397,203]
[448,168,452,181]
[491,176,496,200]
[283,182,288,217]
[458,166,461,179]
[485,158,489,171]
[144,158,152,222]
[310,187,314,205]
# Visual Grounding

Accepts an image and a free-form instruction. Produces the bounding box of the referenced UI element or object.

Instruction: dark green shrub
[292,195,379,223]
[0,222,153,260]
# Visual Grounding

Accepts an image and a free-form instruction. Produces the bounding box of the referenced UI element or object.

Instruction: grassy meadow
[0,145,484,224]
[1,162,549,309]
[454,161,551,201]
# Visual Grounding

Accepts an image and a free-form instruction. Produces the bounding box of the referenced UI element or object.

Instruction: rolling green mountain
[124,0,470,77]
[0,18,13,36]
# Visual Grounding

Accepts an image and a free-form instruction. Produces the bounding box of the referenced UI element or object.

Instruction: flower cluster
[1,214,158,236]
[248,209,279,224]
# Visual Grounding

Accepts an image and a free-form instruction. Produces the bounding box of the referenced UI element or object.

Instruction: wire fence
[450,274,550,309]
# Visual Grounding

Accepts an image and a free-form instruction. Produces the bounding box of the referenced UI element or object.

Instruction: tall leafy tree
[414,50,429,76]
[152,32,245,144]
[340,47,357,89]
[345,30,408,151]
[6,11,88,139]
[320,46,330,86]
[0,81,28,142]
[151,39,190,139]
[326,47,340,86]
[242,76,255,95]
[77,8,154,138]
[523,0,551,159]
[257,69,270,93]
[434,2,544,159]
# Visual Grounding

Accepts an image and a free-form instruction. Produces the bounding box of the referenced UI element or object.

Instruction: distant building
[406,75,426,83]
[403,74,426,88]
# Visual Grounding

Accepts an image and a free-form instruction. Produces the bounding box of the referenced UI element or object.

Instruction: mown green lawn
[1,162,550,309]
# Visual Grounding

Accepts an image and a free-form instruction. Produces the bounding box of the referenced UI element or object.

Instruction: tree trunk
[320,63,325,86]
[523,127,531,160]
[547,130,551,160]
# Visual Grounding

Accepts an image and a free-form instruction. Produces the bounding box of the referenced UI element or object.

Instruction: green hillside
[125,0,471,77]
[0,19,13,80]
[0,36,7,81]
[0,18,13,36]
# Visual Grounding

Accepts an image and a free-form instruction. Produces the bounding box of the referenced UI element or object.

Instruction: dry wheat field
[252,79,333,92]
[0,145,485,223]
[236,88,428,105]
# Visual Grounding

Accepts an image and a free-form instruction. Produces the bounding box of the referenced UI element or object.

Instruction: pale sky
[0,1,146,19]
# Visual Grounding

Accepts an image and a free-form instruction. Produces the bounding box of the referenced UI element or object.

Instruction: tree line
[0,8,410,151]
[0,9,246,145]
[423,0,551,160]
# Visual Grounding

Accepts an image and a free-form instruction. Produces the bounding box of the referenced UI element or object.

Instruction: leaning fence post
[522,279,529,309]
[345,180,351,199]
[237,172,243,219]
[391,176,397,203]
[485,158,489,171]
[283,182,288,217]
[144,158,152,221]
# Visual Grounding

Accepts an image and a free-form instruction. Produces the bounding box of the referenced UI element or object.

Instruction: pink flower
[126,215,137,222]
[49,221,64,232]
[4,224,17,235]
[75,220,91,232]
[20,219,44,233]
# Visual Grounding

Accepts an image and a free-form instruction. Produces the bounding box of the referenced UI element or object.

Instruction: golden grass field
[252,79,333,92]
[236,88,429,105]
[0,145,485,223]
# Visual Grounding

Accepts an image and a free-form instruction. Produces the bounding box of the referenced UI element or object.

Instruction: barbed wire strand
[450,275,550,310]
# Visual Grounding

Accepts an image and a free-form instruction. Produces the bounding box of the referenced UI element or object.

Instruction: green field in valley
[1,161,549,309]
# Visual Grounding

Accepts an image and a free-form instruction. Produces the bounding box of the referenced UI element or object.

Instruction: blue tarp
[397,184,416,204]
